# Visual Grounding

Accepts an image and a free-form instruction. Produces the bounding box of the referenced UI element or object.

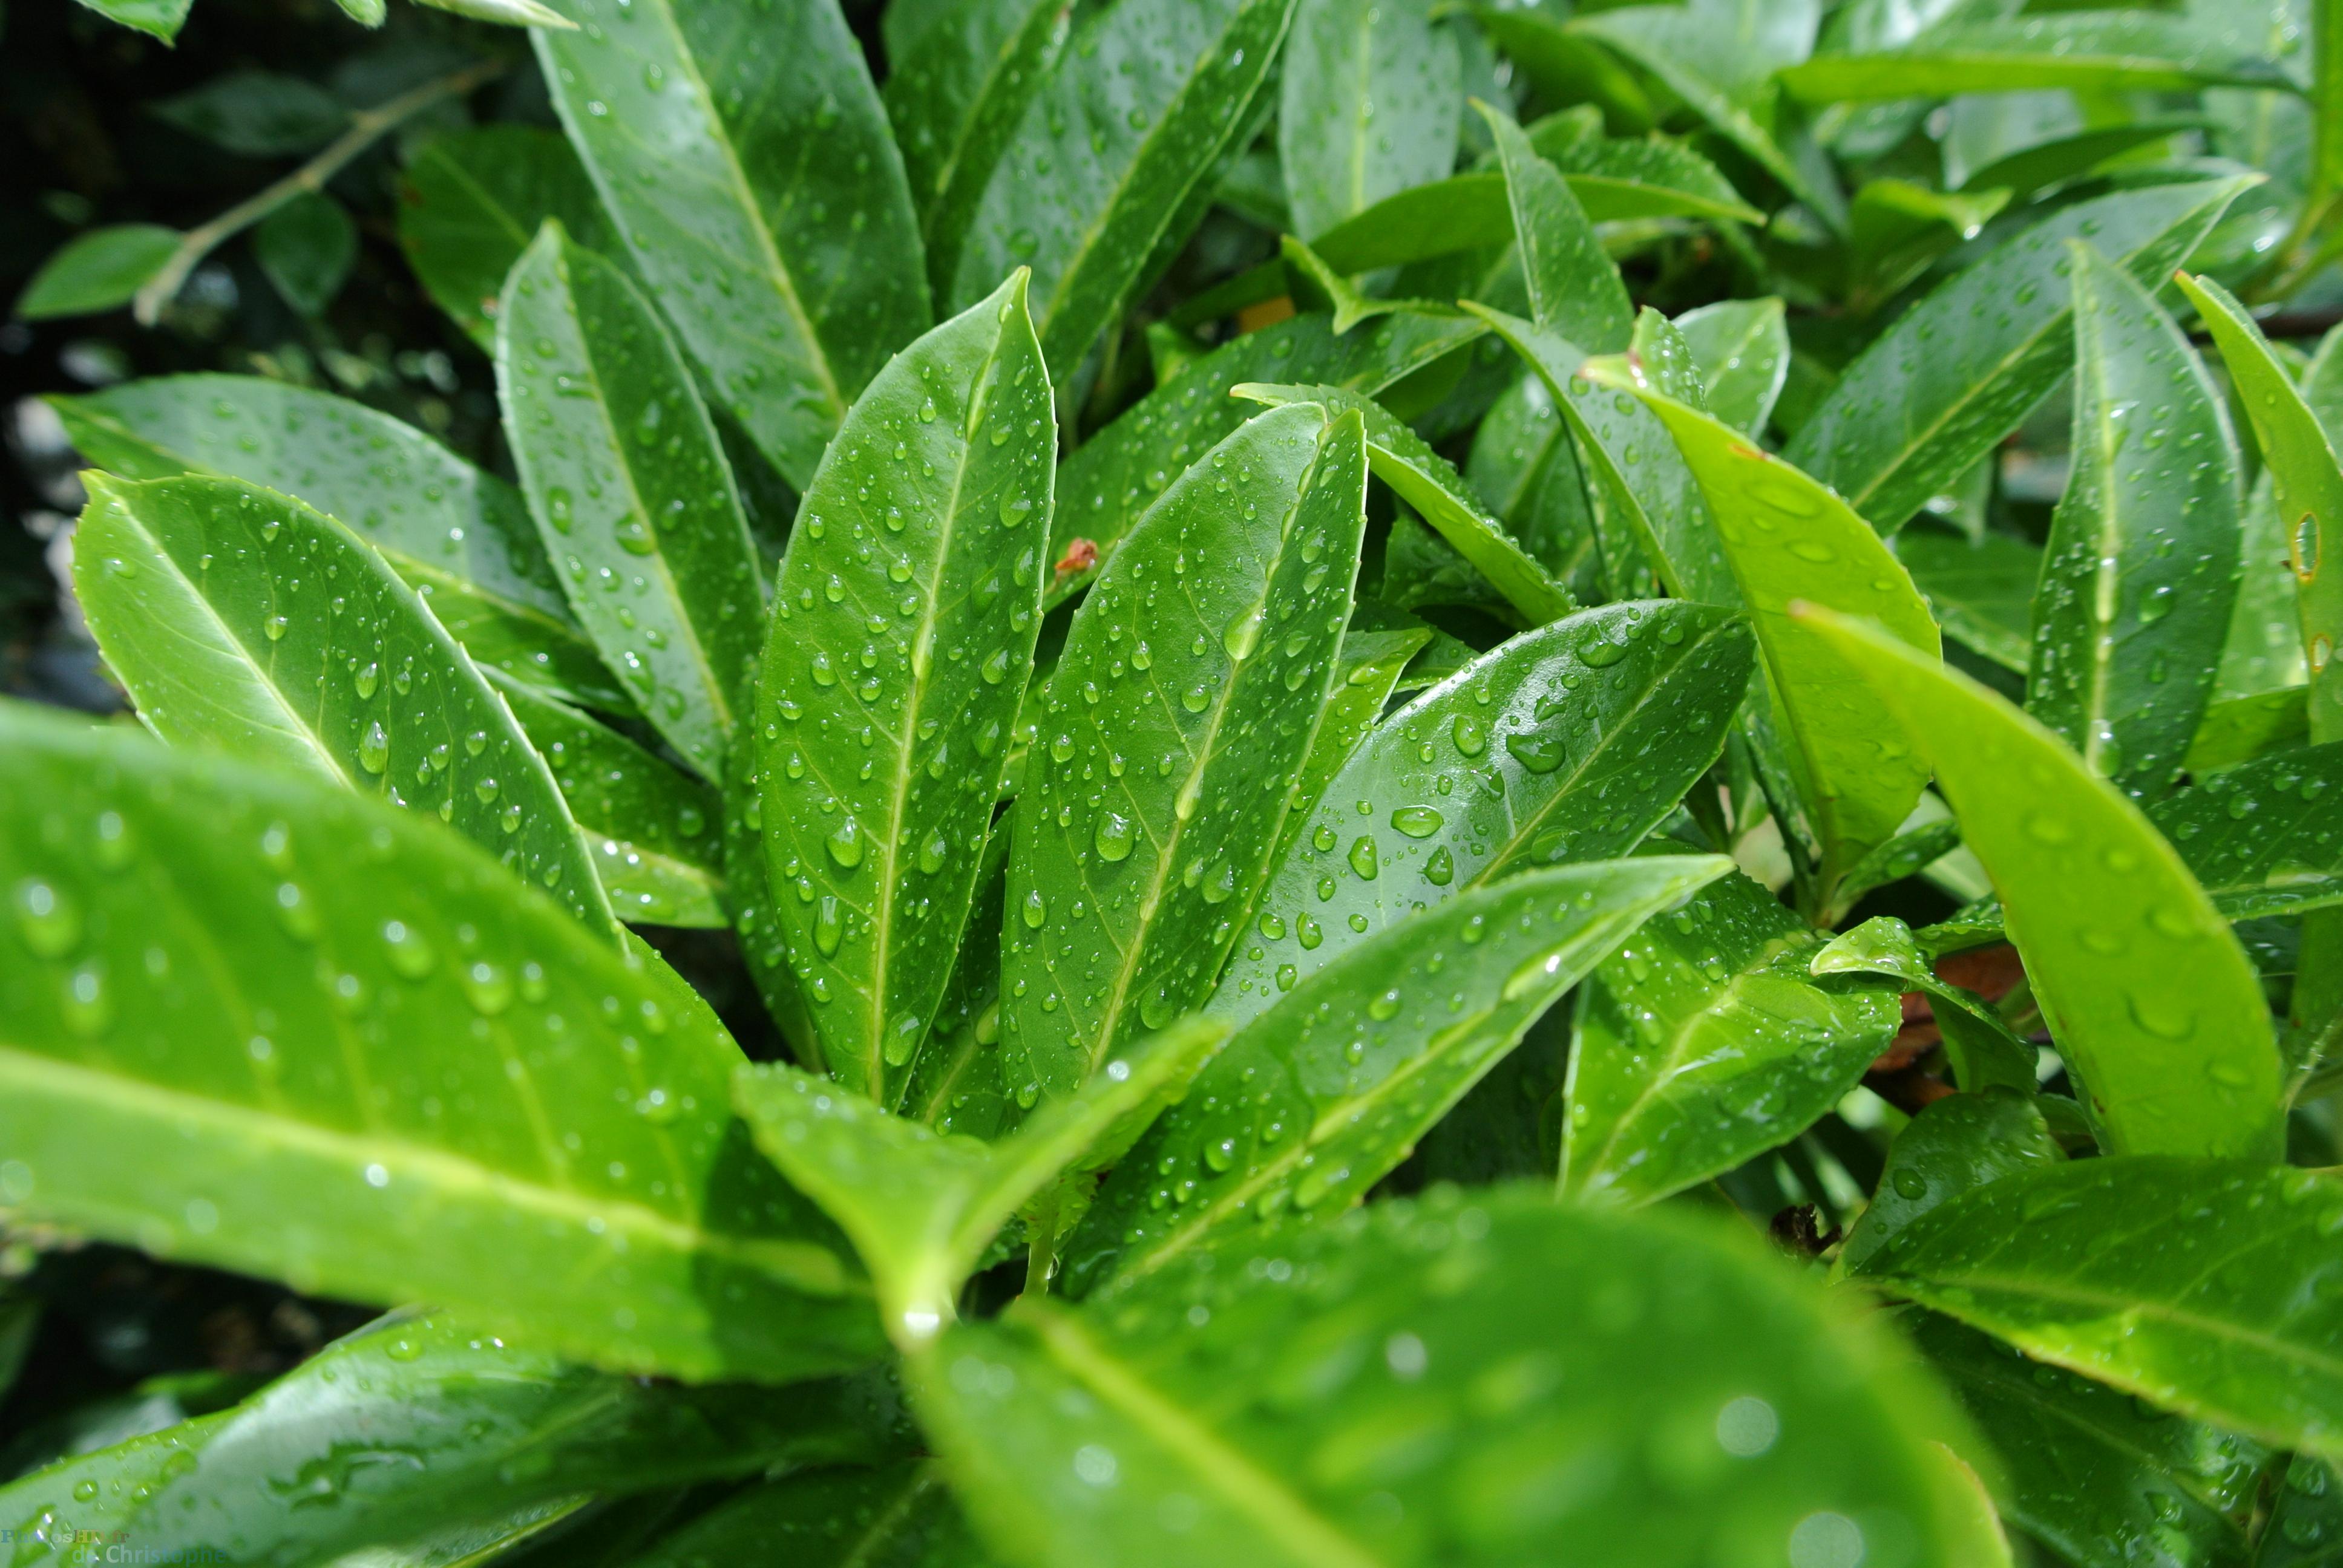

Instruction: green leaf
[1003,404,1367,1099]
[1210,601,1752,1027]
[1469,8,1654,134]
[70,0,193,42]
[493,676,725,929]
[253,192,356,317]
[902,814,1016,1141]
[1794,606,2284,1160]
[1050,310,1485,608]
[754,271,1055,1105]
[150,70,347,157]
[2189,687,2310,775]
[1784,177,2256,534]
[2219,471,2310,702]
[1234,382,1572,626]
[724,738,820,1067]
[1843,180,2010,316]
[13,226,180,321]
[1561,867,1898,1207]
[47,374,625,713]
[398,125,624,352]
[1782,14,2297,103]
[1463,373,1599,590]
[1860,1158,2343,1465]
[1834,817,1964,912]
[2147,741,2343,923]
[1481,102,1632,356]
[1840,1093,2065,1276]
[72,474,617,936]
[1909,1311,2272,1568]
[885,0,1070,301]
[952,0,1297,381]
[1676,298,1790,437]
[499,222,766,782]
[1068,855,1729,1296]
[614,1462,996,1568]
[2029,243,2241,802]
[1272,623,1432,868]
[919,1187,1994,1568]
[1896,523,2040,675]
[1953,118,2211,205]
[534,0,931,490]
[1812,918,2037,1094]
[0,704,877,1382]
[0,1313,905,1567]
[415,0,577,28]
[1279,0,1460,241]
[2258,1456,2343,1568]
[1582,362,1942,901]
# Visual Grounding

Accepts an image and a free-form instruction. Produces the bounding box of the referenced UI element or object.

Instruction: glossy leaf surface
[1798,609,2284,1160]
[534,0,930,489]
[756,272,1054,1105]
[1003,405,1367,1097]
[619,1462,995,1568]
[1069,856,1729,1296]
[1278,0,1458,241]
[1838,1090,2063,1275]
[1811,918,2037,1094]
[73,474,614,935]
[1783,13,2294,102]
[1898,525,2040,674]
[2148,742,2343,923]
[1211,601,1754,1027]
[1483,103,1631,356]
[500,223,765,781]
[0,705,877,1382]
[1676,297,1790,437]
[1274,622,1431,867]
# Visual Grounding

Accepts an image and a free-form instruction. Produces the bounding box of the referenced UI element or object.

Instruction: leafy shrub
[5,0,2343,1563]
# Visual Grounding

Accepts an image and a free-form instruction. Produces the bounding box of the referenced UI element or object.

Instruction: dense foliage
[5,0,2343,1561]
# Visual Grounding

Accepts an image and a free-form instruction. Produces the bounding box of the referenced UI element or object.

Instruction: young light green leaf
[1210,601,1754,1027]
[1068,855,1729,1297]
[1582,362,1942,901]
[756,271,1054,1106]
[13,226,180,321]
[534,0,930,490]
[885,0,1070,301]
[48,374,624,713]
[1897,523,2040,674]
[69,0,192,42]
[615,1462,995,1568]
[734,1016,1224,1347]
[499,222,765,782]
[1561,867,1899,1207]
[493,676,724,929]
[1861,1158,2343,1465]
[1812,918,2037,1094]
[1003,405,1368,1099]
[73,474,615,936]
[398,125,624,351]
[1676,297,1790,436]
[1480,102,1632,356]
[1783,13,2296,103]
[1278,0,1460,241]
[1794,607,2284,1160]
[2030,243,2240,802]
[1234,382,1572,626]
[920,1188,1995,1568]
[0,704,877,1383]
[1786,177,2257,534]
[1908,1312,2272,1568]
[1050,310,1485,607]
[952,0,1297,381]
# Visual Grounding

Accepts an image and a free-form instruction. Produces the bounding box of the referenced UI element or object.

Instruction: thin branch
[134,56,510,326]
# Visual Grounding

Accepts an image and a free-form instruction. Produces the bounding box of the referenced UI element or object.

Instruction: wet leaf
[1837,1090,2064,1275]
[1272,623,1432,868]
[1834,816,1964,912]
[0,704,877,1382]
[72,474,615,936]
[1784,177,2256,534]
[1795,607,2284,1160]
[755,272,1054,1105]
[616,1462,997,1568]
[1481,102,1632,357]
[1210,601,1752,1027]
[500,222,765,782]
[1811,918,2037,1093]
[534,0,930,489]
[1860,1158,2343,1464]
[2188,687,2310,775]
[2145,740,2343,923]
[1783,13,2296,102]
[1067,855,1729,1296]
[1896,524,2040,675]
[2258,1455,2343,1568]
[919,1187,1995,1568]
[1842,180,2009,316]
[1463,372,1600,590]
[903,815,1017,1142]
[50,374,625,713]
[1676,297,1790,437]
[2029,243,2240,802]
[1003,405,1368,1099]
[1470,7,1654,132]
[1279,0,1459,241]
[1561,867,1898,1207]
[13,225,179,321]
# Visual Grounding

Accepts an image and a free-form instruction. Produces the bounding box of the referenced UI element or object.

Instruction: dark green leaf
[500,222,765,781]
[1272,623,1432,868]
[2029,243,2240,802]
[1463,373,1599,589]
[1003,405,1368,1098]
[47,374,624,713]
[1954,119,2212,205]
[1069,855,1729,1296]
[1838,1091,2064,1275]
[1896,523,2040,675]
[903,814,1015,1141]
[2149,742,2343,923]
[1482,102,1632,356]
[73,474,616,935]
[254,192,356,318]
[1797,607,2284,1160]
[754,271,1053,1103]
[1861,1158,2343,1465]
[150,70,346,157]
[1676,298,1790,437]
[535,0,931,489]
[2190,687,2310,775]
[2259,1456,2343,1568]
[1211,601,1752,1026]
[1279,0,1460,241]
[1784,177,2256,534]
[1561,867,1898,1206]
[1843,180,2009,315]
[13,226,180,321]
[616,1462,996,1567]
[1469,8,1654,132]
[1834,817,1963,911]
[724,736,821,1065]
[1782,14,2297,103]
[919,1187,1997,1568]
[0,704,877,1382]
